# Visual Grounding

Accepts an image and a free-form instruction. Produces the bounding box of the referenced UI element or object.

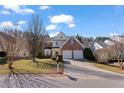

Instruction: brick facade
[61,37,83,50]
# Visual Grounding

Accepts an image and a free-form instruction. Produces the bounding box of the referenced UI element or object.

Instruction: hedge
[83,48,95,61]
[0,57,7,64]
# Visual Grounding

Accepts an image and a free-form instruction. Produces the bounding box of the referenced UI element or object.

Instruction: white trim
[60,36,84,49]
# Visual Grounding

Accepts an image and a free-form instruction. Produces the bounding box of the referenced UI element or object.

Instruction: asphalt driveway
[64,59,124,79]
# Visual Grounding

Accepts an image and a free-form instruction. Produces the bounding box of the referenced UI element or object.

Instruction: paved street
[0,60,124,88]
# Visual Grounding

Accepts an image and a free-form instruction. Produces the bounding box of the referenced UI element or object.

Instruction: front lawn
[0,59,64,74]
[94,63,124,75]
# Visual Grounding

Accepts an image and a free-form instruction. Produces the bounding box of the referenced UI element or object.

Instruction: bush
[83,48,95,61]
[36,52,44,59]
[95,49,110,64]
[0,51,6,57]
[0,57,7,64]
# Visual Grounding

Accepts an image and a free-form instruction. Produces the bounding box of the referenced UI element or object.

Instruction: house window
[60,35,63,38]
[56,42,58,46]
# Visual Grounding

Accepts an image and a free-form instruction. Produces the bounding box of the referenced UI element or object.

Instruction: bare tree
[110,40,124,70]
[0,27,24,72]
[95,48,111,63]
[25,14,46,62]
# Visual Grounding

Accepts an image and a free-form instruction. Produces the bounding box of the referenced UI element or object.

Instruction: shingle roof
[96,41,108,48]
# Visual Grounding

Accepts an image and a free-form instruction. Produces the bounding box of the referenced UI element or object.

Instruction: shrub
[0,57,7,64]
[36,51,43,59]
[95,49,110,64]
[83,48,95,61]
[0,51,6,57]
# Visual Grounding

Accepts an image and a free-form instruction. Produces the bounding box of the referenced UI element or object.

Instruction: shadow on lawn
[5,71,60,88]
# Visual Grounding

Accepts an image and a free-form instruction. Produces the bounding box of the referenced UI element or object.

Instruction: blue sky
[0,5,124,37]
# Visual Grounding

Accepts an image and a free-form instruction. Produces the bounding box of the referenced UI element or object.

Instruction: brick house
[61,37,84,59]
[48,32,84,60]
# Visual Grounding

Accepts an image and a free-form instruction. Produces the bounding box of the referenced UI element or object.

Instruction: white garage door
[63,50,72,59]
[73,50,83,59]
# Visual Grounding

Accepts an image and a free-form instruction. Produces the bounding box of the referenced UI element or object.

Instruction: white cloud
[0,21,26,31]
[0,10,10,15]
[46,24,58,31]
[0,21,13,28]
[3,5,34,14]
[49,14,76,28]
[68,24,76,28]
[22,8,34,14]
[18,21,26,25]
[40,6,50,10]
[49,32,60,37]
[109,32,120,36]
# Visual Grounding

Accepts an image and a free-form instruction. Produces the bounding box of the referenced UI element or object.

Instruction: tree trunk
[7,56,14,73]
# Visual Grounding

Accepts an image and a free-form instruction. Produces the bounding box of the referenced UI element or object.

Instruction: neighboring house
[51,32,84,60]
[104,39,115,46]
[92,42,108,51]
[92,35,124,51]
[110,35,124,44]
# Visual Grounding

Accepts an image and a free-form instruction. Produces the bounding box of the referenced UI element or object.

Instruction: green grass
[0,59,63,74]
[94,63,124,75]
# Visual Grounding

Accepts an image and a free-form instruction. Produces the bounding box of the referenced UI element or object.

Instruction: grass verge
[94,63,124,75]
[0,59,64,74]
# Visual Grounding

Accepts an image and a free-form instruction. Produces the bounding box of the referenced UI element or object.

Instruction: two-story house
[52,32,69,58]
[51,32,84,60]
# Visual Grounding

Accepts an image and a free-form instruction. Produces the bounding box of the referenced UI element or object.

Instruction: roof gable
[53,32,68,40]
[94,42,108,48]
[60,37,84,49]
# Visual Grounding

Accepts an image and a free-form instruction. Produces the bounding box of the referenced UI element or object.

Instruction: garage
[73,50,83,59]
[61,37,84,60]
[63,50,72,59]
[62,50,83,59]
